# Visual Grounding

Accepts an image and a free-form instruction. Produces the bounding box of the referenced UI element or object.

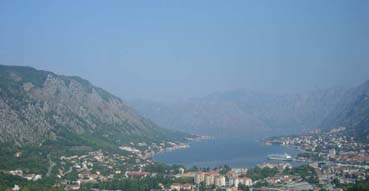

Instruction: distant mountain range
[132,78,369,141]
[0,65,186,149]
[130,88,347,138]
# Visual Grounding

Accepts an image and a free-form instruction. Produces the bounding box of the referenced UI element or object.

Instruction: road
[46,154,56,177]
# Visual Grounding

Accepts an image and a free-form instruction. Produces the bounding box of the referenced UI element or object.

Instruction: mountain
[130,88,346,138]
[0,65,185,149]
[320,79,369,142]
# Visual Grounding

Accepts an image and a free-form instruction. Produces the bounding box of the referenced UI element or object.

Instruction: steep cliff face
[0,65,183,147]
[321,80,369,141]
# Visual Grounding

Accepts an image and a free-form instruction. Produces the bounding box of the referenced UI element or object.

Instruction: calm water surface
[154,138,300,168]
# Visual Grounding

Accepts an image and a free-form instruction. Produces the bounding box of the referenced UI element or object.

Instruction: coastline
[153,137,301,168]
[144,135,213,160]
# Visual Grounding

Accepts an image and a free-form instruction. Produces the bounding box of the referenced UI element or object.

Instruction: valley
[1,1,368,190]
[0,65,369,191]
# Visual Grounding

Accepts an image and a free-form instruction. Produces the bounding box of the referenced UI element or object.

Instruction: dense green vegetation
[44,126,120,152]
[144,163,185,174]
[0,145,49,174]
[82,176,172,191]
[174,177,194,184]
[0,65,49,87]
[0,141,122,181]
[238,183,250,191]
[218,165,231,175]
[343,180,369,191]
[297,152,325,161]
[283,165,318,184]
[0,172,62,191]
[246,167,278,180]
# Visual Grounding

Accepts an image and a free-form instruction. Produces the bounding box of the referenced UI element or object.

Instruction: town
[264,127,369,190]
[2,129,369,191]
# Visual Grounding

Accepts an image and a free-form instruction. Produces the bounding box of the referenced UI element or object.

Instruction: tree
[198,182,207,191]
[238,183,250,191]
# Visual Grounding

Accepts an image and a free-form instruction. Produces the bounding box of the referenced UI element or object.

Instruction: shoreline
[153,137,302,168]
[145,135,213,160]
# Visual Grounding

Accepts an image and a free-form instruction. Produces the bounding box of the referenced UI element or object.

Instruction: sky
[0,0,369,100]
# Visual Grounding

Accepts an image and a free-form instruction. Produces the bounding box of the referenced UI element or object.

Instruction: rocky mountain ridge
[320,79,369,141]
[0,65,184,148]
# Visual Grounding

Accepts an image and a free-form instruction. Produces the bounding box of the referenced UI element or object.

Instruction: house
[170,183,192,191]
[125,171,149,178]
[195,171,205,184]
[12,184,20,191]
[170,183,181,190]
[214,175,226,187]
[65,184,80,190]
[182,183,192,190]
[178,167,185,174]
[236,177,253,186]
[15,152,22,158]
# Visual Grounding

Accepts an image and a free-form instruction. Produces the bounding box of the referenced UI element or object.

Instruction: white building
[195,172,205,184]
[329,149,336,158]
[238,177,253,186]
[233,178,239,187]
[12,184,20,191]
[205,175,214,185]
[214,176,226,187]
[178,167,185,174]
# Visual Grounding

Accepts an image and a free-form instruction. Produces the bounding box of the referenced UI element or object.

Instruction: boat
[267,153,293,161]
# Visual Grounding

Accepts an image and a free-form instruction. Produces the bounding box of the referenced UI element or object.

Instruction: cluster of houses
[265,174,299,185]
[311,161,369,186]
[121,168,253,191]
[194,170,226,186]
[124,171,149,178]
[59,150,126,190]
[120,142,190,160]
[6,141,193,191]
[170,183,193,190]
[181,168,253,190]
[257,162,292,170]
[8,169,42,181]
[5,170,43,191]
[169,163,326,191]
[265,127,369,189]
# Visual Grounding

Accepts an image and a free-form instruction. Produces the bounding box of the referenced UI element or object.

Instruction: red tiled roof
[126,172,148,177]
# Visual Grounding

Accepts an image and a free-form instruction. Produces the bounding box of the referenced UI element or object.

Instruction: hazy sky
[1,0,369,100]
